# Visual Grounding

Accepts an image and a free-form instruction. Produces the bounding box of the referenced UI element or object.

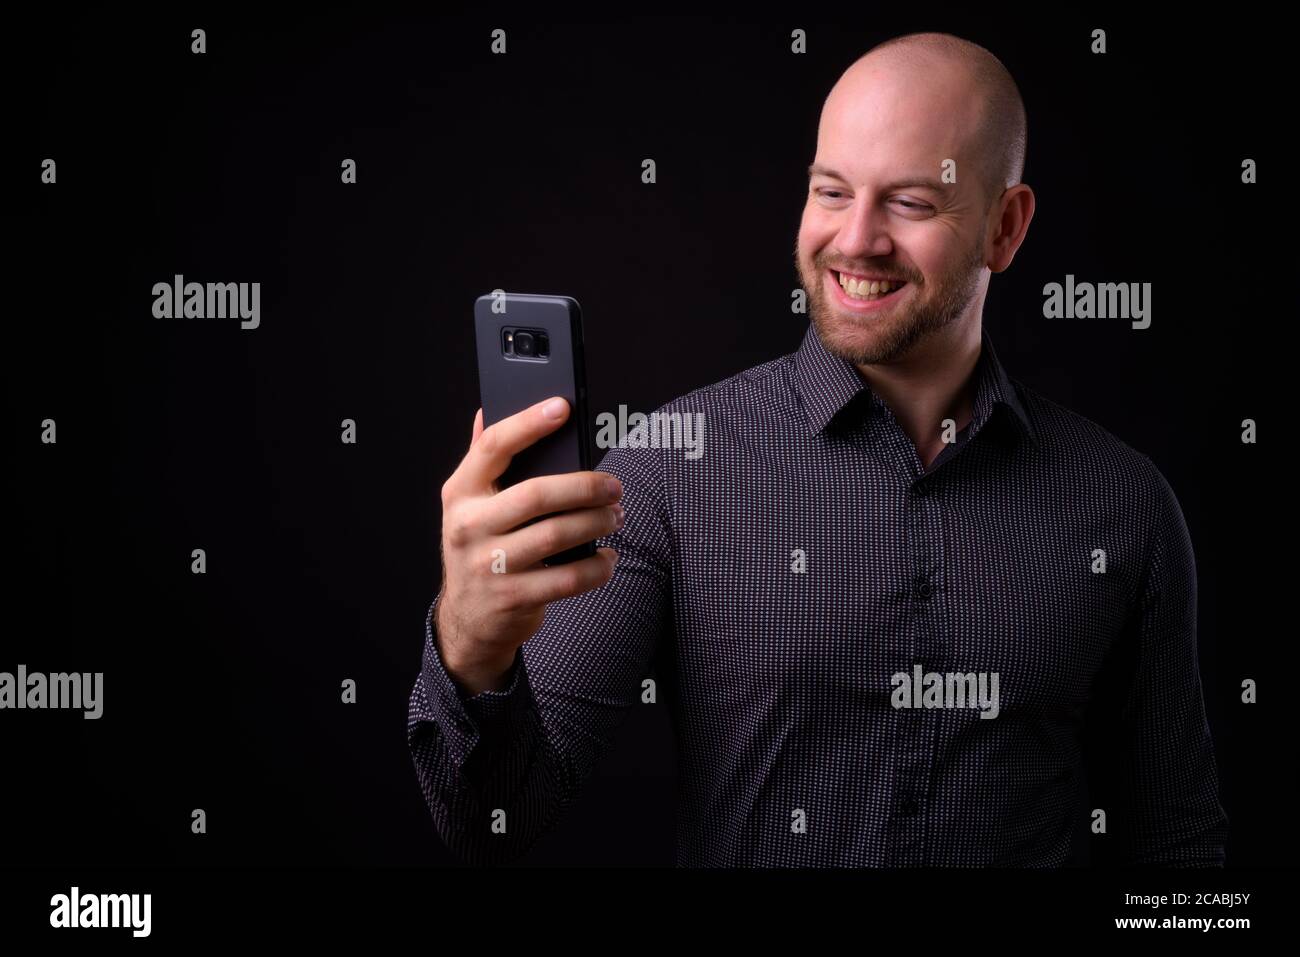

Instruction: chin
[816,302,913,362]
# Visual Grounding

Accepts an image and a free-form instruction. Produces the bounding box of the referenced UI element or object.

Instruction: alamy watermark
[0,665,103,719]
[890,664,999,719]
[1042,274,1150,329]
[152,274,260,329]
[595,404,705,460]
[50,886,151,937]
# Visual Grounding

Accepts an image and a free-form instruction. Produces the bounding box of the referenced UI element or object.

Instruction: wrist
[443,643,516,697]
[435,601,515,695]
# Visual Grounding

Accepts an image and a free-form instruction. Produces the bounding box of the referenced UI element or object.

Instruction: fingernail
[606,477,622,498]
[542,397,568,419]
[613,504,625,528]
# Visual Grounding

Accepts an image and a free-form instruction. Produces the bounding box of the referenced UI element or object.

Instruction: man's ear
[987,184,1036,274]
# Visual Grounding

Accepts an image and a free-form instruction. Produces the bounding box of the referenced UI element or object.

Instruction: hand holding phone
[432,294,623,697]
[474,292,597,565]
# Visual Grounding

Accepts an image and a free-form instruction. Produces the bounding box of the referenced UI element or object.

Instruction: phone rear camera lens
[514,331,535,357]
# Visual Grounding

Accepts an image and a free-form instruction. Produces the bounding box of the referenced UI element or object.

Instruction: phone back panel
[474,293,593,563]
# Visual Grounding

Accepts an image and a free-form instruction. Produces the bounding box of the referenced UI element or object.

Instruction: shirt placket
[866,402,944,866]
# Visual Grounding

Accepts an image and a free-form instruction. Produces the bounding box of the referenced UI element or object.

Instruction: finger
[486,470,622,534]
[491,505,622,570]
[471,407,484,446]
[448,396,571,497]
[496,547,620,608]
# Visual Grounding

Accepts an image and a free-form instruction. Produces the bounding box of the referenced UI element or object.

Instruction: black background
[7,7,1292,869]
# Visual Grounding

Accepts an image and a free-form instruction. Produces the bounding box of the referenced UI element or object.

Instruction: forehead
[815,63,984,186]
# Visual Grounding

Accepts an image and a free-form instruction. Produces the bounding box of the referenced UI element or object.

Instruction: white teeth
[836,272,901,300]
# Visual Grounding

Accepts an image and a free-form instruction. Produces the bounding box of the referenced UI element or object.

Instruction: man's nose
[834,198,894,259]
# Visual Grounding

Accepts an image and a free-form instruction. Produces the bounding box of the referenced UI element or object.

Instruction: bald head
[829,32,1027,213]
[796,31,1037,369]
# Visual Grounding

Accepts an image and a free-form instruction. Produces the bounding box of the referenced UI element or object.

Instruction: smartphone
[474,291,596,565]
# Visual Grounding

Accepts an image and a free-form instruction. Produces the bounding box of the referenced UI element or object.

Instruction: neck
[855,319,983,469]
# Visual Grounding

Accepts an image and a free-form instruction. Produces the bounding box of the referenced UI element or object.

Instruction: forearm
[407,445,672,865]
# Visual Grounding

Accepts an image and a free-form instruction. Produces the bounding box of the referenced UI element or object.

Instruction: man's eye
[815,189,928,211]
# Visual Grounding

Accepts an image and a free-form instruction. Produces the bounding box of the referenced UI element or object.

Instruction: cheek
[795,209,813,242]
[796,214,829,261]
[794,229,814,266]
[898,240,949,286]
[921,229,979,273]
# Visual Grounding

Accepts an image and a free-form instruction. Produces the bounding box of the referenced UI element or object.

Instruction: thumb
[470,407,484,446]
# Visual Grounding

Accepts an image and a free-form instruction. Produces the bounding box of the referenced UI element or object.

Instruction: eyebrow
[806,163,950,195]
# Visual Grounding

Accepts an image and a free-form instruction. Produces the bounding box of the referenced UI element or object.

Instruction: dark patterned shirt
[407,322,1228,866]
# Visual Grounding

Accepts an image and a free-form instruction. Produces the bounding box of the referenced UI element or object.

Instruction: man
[407,32,1228,866]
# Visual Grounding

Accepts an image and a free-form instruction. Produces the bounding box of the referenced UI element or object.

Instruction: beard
[795,235,986,366]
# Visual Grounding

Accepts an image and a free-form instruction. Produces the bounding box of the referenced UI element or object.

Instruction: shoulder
[591,347,800,485]
[1013,377,1170,490]
[651,350,798,418]
[1010,377,1188,554]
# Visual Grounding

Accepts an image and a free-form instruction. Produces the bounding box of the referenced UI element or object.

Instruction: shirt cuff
[412,595,528,768]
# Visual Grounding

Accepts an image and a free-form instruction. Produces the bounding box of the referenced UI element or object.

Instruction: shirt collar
[793,322,1038,447]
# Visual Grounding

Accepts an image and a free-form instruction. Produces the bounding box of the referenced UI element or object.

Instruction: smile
[828,268,910,310]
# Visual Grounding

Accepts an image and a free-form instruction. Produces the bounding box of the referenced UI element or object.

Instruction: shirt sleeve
[406,443,672,865]
[1083,458,1230,866]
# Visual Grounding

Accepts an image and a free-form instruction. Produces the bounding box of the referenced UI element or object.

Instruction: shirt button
[899,794,919,816]
[914,481,932,497]
[915,579,933,600]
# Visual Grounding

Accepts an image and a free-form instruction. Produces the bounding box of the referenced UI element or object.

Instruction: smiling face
[795,53,999,366]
